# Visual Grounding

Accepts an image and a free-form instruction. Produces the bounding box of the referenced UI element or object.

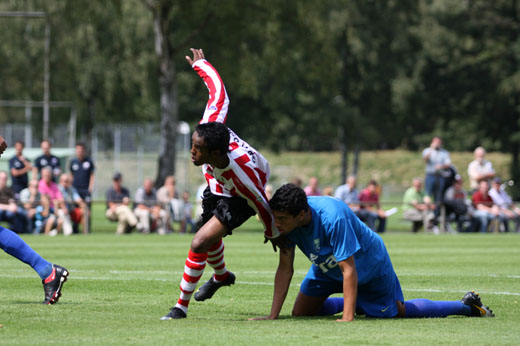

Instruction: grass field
[1,232,519,345]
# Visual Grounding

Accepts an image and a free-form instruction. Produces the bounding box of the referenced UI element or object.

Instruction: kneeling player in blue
[251,184,494,322]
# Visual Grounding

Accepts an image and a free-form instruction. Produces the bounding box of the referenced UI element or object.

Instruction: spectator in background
[0,171,28,233]
[134,178,167,234]
[290,177,303,188]
[38,194,62,236]
[468,147,495,192]
[69,142,95,233]
[334,175,361,211]
[422,137,451,203]
[157,175,182,227]
[357,179,386,233]
[322,186,333,197]
[33,139,61,182]
[402,178,436,232]
[106,172,138,235]
[157,175,180,229]
[304,177,322,196]
[443,176,477,232]
[489,177,520,232]
[58,173,87,234]
[38,167,72,236]
[180,191,195,233]
[19,179,41,233]
[9,140,32,198]
[265,184,274,200]
[472,180,503,233]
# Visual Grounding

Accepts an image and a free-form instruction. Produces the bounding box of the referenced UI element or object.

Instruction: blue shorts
[300,264,404,318]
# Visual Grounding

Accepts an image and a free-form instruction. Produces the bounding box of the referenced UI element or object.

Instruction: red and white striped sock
[207,240,229,282]
[174,249,207,314]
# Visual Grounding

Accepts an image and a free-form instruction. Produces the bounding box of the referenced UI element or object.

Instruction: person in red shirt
[357,180,386,233]
[472,181,502,232]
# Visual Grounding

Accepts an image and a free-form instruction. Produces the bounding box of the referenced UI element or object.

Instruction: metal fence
[0,121,197,200]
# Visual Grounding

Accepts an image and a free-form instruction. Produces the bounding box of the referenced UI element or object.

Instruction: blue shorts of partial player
[300,264,404,318]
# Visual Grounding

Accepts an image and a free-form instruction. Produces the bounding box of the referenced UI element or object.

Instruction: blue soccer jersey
[286,196,404,317]
[286,196,393,285]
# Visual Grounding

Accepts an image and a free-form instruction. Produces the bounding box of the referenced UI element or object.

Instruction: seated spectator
[489,177,520,232]
[303,176,322,196]
[180,191,195,233]
[402,178,436,232]
[157,175,180,228]
[443,176,477,232]
[334,175,361,211]
[290,177,303,188]
[472,180,503,233]
[58,173,88,234]
[134,178,167,234]
[9,140,32,198]
[357,179,386,233]
[105,172,138,235]
[38,167,72,236]
[322,186,333,196]
[468,146,495,192]
[0,170,28,233]
[19,179,41,233]
[265,184,274,200]
[38,194,62,236]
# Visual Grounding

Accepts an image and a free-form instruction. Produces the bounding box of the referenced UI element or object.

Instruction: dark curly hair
[195,122,230,154]
[269,184,309,216]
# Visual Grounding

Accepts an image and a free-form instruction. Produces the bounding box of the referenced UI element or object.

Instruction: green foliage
[1,233,519,344]
[1,0,519,192]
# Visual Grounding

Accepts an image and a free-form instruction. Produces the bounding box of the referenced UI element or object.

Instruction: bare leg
[190,216,228,253]
[292,291,329,316]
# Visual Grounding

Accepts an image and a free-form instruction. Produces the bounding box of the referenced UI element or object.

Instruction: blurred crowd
[3,137,518,235]
[2,139,197,236]
[296,137,519,234]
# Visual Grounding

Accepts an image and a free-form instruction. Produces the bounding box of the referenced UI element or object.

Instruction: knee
[191,234,210,253]
[291,308,304,317]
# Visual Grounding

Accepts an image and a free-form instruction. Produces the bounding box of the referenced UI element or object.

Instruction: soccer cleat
[461,291,495,317]
[160,307,187,320]
[42,264,69,305]
[194,272,236,302]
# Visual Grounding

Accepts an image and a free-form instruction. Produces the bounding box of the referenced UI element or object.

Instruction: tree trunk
[148,1,178,188]
[339,125,349,185]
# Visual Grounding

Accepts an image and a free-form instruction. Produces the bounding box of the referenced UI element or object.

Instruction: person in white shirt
[489,177,520,232]
[467,147,495,191]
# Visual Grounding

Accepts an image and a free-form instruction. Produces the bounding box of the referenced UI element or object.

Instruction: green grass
[1,232,519,345]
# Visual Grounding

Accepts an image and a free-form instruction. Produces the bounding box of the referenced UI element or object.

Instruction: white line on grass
[2,274,519,296]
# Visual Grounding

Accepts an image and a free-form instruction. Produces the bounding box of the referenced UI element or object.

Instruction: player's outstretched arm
[249,247,295,320]
[337,256,358,322]
[187,48,229,124]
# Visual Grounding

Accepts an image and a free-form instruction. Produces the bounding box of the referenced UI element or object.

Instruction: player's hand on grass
[264,235,291,252]
[186,48,205,65]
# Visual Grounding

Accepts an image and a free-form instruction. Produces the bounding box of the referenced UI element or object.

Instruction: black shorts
[201,186,256,236]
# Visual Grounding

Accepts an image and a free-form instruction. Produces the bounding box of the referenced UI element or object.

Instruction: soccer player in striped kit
[161,49,281,320]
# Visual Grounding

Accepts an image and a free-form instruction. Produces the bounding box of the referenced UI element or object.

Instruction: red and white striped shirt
[192,59,279,238]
